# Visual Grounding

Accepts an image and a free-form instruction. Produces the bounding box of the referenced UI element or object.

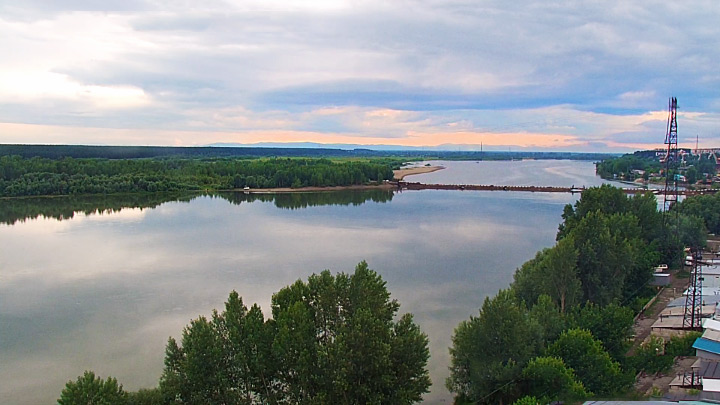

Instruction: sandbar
[393,165,445,180]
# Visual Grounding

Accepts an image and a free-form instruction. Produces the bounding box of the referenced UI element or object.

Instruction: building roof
[704,318,720,332]
[669,296,720,308]
[583,402,679,404]
[660,305,716,318]
[700,360,720,379]
[685,287,720,296]
[694,337,720,355]
[704,329,720,343]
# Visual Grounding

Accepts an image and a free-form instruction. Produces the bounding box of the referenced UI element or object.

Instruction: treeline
[0,144,617,161]
[447,185,706,404]
[596,154,661,180]
[597,151,718,183]
[0,156,395,197]
[0,144,371,159]
[58,263,431,405]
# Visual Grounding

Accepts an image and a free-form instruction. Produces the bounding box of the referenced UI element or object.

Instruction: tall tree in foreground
[159,261,431,404]
[270,261,431,404]
[447,289,541,404]
[541,237,580,313]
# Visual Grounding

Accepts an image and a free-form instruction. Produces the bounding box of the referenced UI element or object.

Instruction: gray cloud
[0,0,718,149]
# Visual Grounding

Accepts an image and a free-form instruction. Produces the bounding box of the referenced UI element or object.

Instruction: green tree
[529,295,566,348]
[568,303,634,361]
[512,396,541,405]
[677,213,708,249]
[510,250,549,306]
[159,261,430,405]
[271,261,431,404]
[631,335,674,373]
[541,237,581,313]
[570,211,629,305]
[665,331,702,357]
[447,289,541,404]
[558,184,629,239]
[678,193,720,234]
[58,371,128,405]
[520,356,589,403]
[547,328,630,396]
[127,388,163,405]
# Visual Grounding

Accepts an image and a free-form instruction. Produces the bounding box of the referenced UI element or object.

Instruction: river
[0,160,624,404]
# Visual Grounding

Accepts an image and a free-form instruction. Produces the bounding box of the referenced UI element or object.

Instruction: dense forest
[0,156,396,197]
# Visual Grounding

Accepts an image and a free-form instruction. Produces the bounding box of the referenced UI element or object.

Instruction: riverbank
[393,165,444,180]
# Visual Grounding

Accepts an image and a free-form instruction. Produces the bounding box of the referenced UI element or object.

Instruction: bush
[631,335,674,374]
[666,331,702,357]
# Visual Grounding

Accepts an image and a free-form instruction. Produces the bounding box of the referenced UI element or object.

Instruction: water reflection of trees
[0,190,395,224]
[0,193,197,225]
[215,189,394,209]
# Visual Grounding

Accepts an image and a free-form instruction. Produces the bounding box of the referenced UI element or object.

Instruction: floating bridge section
[396,181,717,196]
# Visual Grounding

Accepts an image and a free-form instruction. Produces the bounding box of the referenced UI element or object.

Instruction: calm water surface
[0,160,617,404]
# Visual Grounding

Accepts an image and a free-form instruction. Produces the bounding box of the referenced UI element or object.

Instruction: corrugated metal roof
[705,319,720,332]
[704,329,720,343]
[694,337,720,355]
[668,296,720,308]
[701,360,720,379]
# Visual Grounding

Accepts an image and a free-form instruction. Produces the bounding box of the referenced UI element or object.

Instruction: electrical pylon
[662,97,678,216]
[683,248,703,329]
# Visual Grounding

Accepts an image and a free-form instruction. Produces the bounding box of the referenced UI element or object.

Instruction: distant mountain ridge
[207,142,470,151]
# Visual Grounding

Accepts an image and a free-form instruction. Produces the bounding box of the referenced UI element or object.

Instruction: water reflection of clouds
[1,169,589,404]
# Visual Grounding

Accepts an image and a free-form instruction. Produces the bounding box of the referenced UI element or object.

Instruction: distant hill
[208,141,484,151]
[0,143,618,161]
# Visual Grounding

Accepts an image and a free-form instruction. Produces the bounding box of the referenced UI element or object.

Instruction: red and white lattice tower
[662,97,678,216]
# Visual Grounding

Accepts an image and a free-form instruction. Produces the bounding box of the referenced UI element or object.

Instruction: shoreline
[393,165,445,180]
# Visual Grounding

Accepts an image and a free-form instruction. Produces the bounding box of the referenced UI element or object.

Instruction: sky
[0,1,719,152]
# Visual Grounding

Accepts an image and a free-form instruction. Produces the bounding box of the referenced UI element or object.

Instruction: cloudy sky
[1,1,718,152]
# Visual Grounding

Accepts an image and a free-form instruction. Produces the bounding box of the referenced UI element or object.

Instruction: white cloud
[0,1,718,150]
[0,71,151,109]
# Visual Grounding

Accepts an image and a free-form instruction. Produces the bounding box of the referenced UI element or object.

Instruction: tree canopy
[449,184,686,403]
[160,261,430,404]
[58,371,128,405]
[0,155,395,197]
